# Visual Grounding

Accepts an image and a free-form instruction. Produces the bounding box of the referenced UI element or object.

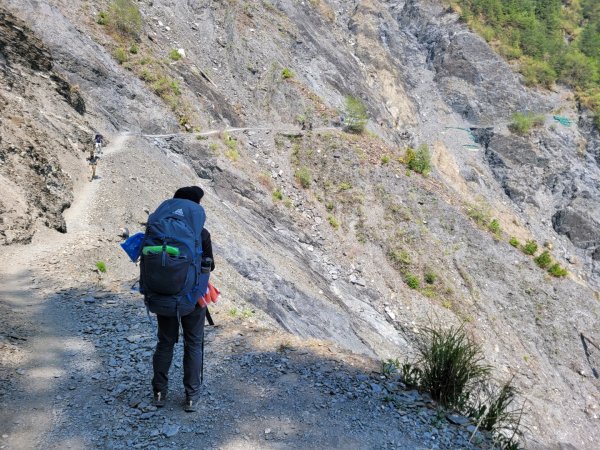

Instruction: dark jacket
[201,228,215,271]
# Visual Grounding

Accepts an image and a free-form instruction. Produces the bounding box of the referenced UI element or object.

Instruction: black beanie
[173,186,204,203]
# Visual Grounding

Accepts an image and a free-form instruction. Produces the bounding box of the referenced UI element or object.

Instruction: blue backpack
[140,198,207,317]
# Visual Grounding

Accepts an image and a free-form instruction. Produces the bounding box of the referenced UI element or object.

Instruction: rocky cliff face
[2,0,599,448]
[0,8,86,244]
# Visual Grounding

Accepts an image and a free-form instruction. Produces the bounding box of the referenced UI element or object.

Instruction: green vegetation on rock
[534,250,552,269]
[106,0,142,39]
[169,49,182,61]
[113,47,128,64]
[548,263,568,277]
[327,215,340,230]
[488,218,501,235]
[272,188,283,201]
[295,166,311,188]
[405,273,420,289]
[407,144,431,176]
[396,324,523,447]
[454,0,600,127]
[522,240,538,256]
[508,112,545,135]
[343,96,368,134]
[424,271,437,284]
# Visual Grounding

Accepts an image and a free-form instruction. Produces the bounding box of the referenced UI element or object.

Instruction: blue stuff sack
[120,232,145,262]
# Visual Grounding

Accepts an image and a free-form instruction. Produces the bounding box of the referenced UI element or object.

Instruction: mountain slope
[1,0,599,448]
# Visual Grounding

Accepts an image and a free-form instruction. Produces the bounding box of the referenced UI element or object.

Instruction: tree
[343,96,368,134]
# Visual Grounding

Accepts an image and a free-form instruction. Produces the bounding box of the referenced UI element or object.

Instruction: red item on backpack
[198,282,220,308]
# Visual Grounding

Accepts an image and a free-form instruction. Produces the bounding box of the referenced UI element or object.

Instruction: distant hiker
[87,154,99,181]
[94,133,104,154]
[142,186,215,413]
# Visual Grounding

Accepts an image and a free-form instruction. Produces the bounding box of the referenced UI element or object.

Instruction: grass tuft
[508,112,545,135]
[548,263,568,277]
[534,250,552,269]
[405,273,420,289]
[295,167,311,188]
[522,240,538,256]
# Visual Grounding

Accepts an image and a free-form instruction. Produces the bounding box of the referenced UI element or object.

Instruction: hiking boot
[153,391,166,408]
[184,398,197,413]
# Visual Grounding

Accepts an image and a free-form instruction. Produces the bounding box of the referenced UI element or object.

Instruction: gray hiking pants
[152,305,207,400]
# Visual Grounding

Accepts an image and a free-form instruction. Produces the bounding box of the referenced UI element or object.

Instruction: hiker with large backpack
[140,186,215,412]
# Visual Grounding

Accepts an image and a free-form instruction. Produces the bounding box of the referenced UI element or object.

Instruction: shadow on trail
[0,273,105,449]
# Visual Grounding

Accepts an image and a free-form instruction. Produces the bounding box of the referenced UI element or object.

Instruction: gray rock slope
[1,0,600,448]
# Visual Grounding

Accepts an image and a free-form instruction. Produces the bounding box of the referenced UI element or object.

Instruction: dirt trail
[0,136,129,449]
[138,125,338,139]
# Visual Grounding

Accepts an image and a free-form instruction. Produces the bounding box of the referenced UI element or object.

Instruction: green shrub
[403,147,416,166]
[327,215,340,230]
[558,50,599,89]
[170,80,181,96]
[548,263,568,277]
[152,76,181,98]
[343,96,368,134]
[522,240,538,256]
[107,0,142,39]
[520,58,557,88]
[421,286,436,298]
[509,237,520,248]
[140,69,155,81]
[382,358,401,377]
[95,261,107,273]
[229,307,254,318]
[534,250,552,269]
[272,188,283,201]
[388,249,411,270]
[225,148,240,161]
[408,144,431,176]
[224,133,237,152]
[508,112,545,135]
[281,67,294,79]
[113,47,128,64]
[466,203,491,227]
[381,154,390,164]
[405,273,420,289]
[400,363,422,387]
[416,325,491,408]
[326,201,334,211]
[169,49,182,61]
[129,43,139,54]
[398,322,524,446]
[97,11,108,25]
[424,271,437,284]
[488,218,501,235]
[467,380,523,438]
[295,167,311,188]
[339,181,352,191]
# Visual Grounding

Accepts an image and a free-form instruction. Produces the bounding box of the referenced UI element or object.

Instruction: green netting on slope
[444,126,477,142]
[553,116,572,127]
